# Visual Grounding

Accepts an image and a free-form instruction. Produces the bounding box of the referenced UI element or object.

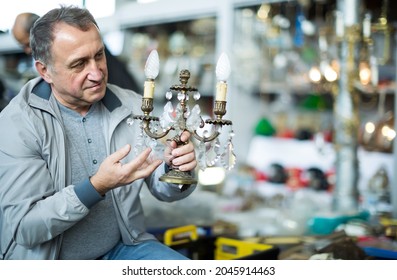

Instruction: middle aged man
[0,5,197,260]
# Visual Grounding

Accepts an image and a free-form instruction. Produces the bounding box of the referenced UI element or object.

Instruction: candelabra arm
[141,119,172,140]
[192,129,220,143]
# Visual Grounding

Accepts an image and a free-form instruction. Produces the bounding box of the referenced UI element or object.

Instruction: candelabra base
[159,169,197,185]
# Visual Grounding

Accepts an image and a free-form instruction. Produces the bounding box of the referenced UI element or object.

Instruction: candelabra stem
[157,70,198,185]
[159,132,197,185]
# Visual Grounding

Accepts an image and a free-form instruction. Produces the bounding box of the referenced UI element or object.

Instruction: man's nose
[87,61,103,80]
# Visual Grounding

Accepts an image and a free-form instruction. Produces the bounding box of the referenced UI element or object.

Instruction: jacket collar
[31,79,122,112]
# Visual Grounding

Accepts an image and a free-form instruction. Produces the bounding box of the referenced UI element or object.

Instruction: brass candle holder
[129,51,235,186]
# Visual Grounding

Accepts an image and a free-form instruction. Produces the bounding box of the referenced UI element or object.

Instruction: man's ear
[35,60,52,83]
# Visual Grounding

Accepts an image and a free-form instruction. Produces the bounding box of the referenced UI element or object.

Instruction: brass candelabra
[129,50,235,186]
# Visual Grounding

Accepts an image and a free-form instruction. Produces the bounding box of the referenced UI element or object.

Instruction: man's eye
[95,52,104,60]
[72,61,85,68]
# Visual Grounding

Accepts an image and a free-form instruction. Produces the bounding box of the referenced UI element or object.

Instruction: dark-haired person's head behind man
[11,12,40,55]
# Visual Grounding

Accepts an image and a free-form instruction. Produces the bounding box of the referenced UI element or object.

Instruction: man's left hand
[164,131,197,172]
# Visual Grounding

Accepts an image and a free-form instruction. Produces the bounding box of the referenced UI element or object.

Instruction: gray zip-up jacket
[0,77,196,259]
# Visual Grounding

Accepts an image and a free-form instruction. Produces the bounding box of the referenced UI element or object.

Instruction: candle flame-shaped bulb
[144,50,160,80]
[216,52,231,81]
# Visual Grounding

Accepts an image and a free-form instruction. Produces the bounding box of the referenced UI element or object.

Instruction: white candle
[143,80,155,98]
[143,50,159,98]
[215,52,231,102]
[216,82,228,102]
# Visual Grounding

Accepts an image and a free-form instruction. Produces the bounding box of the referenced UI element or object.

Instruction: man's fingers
[172,142,194,158]
[108,144,131,164]
[169,131,191,148]
[178,160,197,172]
[133,159,163,179]
[123,147,152,170]
[171,150,195,166]
[179,131,191,142]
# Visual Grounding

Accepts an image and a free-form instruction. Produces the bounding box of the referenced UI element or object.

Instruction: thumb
[180,130,191,142]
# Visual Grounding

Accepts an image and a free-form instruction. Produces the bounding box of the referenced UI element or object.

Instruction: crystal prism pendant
[134,130,147,156]
[197,141,207,171]
[221,141,236,170]
[165,91,173,100]
[160,101,175,130]
[186,104,201,131]
[126,117,134,126]
[206,138,220,167]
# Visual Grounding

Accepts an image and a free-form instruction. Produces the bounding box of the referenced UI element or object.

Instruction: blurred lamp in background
[198,167,226,186]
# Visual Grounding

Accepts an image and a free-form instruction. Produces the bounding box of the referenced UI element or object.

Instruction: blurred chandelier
[308,0,393,93]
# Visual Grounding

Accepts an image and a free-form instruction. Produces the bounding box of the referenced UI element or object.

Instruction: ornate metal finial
[179,69,190,85]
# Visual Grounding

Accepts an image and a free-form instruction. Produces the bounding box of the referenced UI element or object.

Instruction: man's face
[40,22,108,115]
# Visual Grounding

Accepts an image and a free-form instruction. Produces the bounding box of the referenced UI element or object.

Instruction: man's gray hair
[30,5,99,65]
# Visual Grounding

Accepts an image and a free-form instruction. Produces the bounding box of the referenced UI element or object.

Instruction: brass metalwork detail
[133,69,232,186]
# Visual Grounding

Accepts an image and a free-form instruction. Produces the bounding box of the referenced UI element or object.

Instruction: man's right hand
[90,145,162,196]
